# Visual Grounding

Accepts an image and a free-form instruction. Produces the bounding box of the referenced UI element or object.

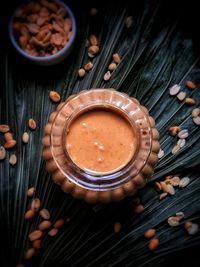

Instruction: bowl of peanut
[9,0,76,66]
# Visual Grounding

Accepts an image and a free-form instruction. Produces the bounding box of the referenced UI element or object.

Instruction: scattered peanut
[148,239,159,251]
[177,138,186,148]
[160,181,169,193]
[167,184,175,195]
[169,84,180,96]
[165,175,173,180]
[22,132,29,143]
[27,187,35,197]
[49,91,61,103]
[171,145,180,154]
[193,116,200,126]
[31,198,41,212]
[144,228,156,239]
[0,124,10,133]
[191,108,200,118]
[171,176,180,186]
[184,221,193,230]
[158,149,164,159]
[54,219,64,229]
[186,223,199,235]
[32,239,41,250]
[78,68,86,78]
[113,53,121,64]
[154,181,161,192]
[0,146,6,160]
[125,16,134,28]
[179,177,190,188]
[29,230,42,241]
[103,71,111,81]
[28,118,37,130]
[176,212,185,220]
[9,154,17,165]
[38,220,52,231]
[168,126,180,136]
[159,192,168,200]
[176,91,186,101]
[186,80,196,90]
[24,209,35,220]
[185,97,196,105]
[4,132,13,142]
[108,63,117,72]
[40,208,50,220]
[133,204,144,214]
[24,248,35,260]
[178,129,188,139]
[88,45,99,55]
[48,228,58,237]
[84,62,93,71]
[114,222,121,233]
[89,34,97,46]
[167,216,180,227]
[4,140,16,150]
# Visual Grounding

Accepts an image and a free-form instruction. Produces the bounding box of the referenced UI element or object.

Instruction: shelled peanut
[12,0,72,57]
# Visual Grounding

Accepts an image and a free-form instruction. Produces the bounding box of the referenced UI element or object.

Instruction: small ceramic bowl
[8,0,76,66]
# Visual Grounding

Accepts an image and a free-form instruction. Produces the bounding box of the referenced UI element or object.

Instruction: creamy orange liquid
[66,109,136,174]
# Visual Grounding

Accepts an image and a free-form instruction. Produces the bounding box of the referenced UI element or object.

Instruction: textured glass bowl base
[42,89,160,203]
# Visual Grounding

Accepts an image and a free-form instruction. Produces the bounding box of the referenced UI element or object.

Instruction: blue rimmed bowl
[8,0,76,66]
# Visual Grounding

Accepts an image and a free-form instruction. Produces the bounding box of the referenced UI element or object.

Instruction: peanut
[168,126,180,136]
[49,91,61,103]
[89,34,97,46]
[48,228,58,237]
[144,228,156,239]
[0,146,6,160]
[4,132,13,142]
[24,248,35,260]
[113,53,121,64]
[54,219,64,229]
[114,222,121,233]
[12,0,73,58]
[32,239,41,250]
[103,71,111,81]
[148,239,159,251]
[4,140,16,150]
[27,187,35,197]
[28,118,37,130]
[0,124,10,133]
[40,208,50,220]
[108,63,117,71]
[88,45,99,55]
[84,62,93,71]
[185,97,196,105]
[22,132,29,143]
[78,68,86,78]
[31,198,41,212]
[24,209,35,220]
[9,154,17,165]
[186,80,196,90]
[29,230,42,241]
[133,204,144,214]
[38,220,52,231]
